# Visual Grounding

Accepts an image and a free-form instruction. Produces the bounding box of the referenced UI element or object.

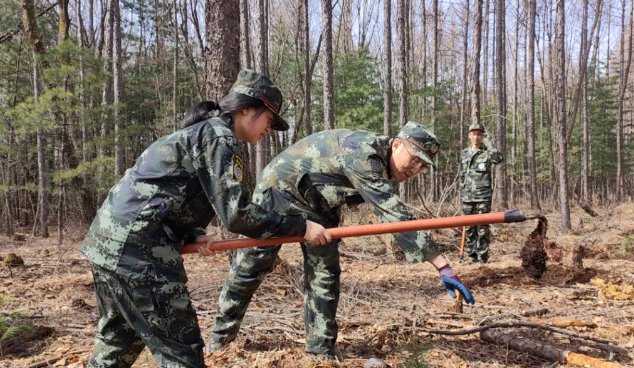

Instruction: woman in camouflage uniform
[81,70,331,368]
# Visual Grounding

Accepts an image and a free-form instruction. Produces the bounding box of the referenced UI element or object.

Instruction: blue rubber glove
[439,265,476,305]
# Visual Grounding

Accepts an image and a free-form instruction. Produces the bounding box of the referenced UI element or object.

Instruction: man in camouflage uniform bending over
[210,122,475,358]
[460,123,504,263]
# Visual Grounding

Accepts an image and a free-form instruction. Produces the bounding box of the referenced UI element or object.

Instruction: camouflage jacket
[253,129,439,264]
[460,140,504,203]
[81,116,306,282]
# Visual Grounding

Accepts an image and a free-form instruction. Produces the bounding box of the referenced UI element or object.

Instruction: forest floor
[1,203,633,368]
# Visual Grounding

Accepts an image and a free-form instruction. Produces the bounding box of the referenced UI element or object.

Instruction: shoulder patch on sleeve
[233,155,244,182]
[212,124,235,138]
[382,164,388,179]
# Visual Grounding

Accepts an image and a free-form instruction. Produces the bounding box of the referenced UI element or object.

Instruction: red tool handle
[181,210,527,255]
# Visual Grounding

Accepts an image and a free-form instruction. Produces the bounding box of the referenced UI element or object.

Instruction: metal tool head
[525,214,547,221]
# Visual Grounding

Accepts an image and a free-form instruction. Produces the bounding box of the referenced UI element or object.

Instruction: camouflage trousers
[210,208,341,356]
[462,201,492,262]
[87,264,205,368]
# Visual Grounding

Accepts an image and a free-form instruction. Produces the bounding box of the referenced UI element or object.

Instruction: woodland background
[0,0,633,240]
[1,2,634,367]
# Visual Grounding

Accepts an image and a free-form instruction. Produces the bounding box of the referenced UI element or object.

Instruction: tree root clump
[521,217,549,279]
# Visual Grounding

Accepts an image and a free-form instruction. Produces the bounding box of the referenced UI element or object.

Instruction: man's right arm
[346,157,440,264]
[482,133,504,165]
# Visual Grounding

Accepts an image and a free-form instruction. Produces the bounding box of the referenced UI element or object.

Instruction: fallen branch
[253,325,301,335]
[481,329,564,363]
[25,356,63,368]
[481,329,623,367]
[477,307,549,326]
[410,321,619,345]
[25,348,92,368]
[569,338,632,356]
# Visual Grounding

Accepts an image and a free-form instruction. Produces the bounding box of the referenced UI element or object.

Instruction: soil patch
[464,265,608,288]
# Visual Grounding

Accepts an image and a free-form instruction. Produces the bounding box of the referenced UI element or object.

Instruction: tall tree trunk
[581,0,589,205]
[495,0,508,208]
[460,0,470,151]
[58,0,70,243]
[397,0,408,130]
[239,0,251,69]
[511,0,519,205]
[4,39,21,236]
[397,0,408,199]
[491,1,496,106]
[58,0,70,43]
[482,0,489,106]
[58,128,65,245]
[341,0,353,53]
[205,0,240,186]
[383,0,392,137]
[173,0,178,133]
[88,0,95,46]
[99,0,114,190]
[36,119,48,237]
[471,0,482,129]
[255,0,270,178]
[421,0,427,120]
[205,0,239,99]
[555,0,570,229]
[114,0,124,176]
[238,0,254,189]
[564,0,603,146]
[22,0,49,238]
[180,0,203,99]
[304,0,313,137]
[527,0,540,209]
[545,3,557,200]
[192,0,206,63]
[616,0,633,201]
[77,0,95,222]
[431,0,439,201]
[322,0,335,130]
[405,0,411,76]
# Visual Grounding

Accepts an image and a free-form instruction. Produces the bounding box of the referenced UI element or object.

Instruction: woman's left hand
[195,235,224,256]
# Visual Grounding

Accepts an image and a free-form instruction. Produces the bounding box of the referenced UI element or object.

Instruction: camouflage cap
[397,121,440,168]
[468,122,485,133]
[230,69,289,131]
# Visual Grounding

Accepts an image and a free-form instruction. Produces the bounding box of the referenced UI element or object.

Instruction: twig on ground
[477,307,550,326]
[481,329,624,367]
[409,321,621,345]
[569,338,631,356]
[25,348,92,368]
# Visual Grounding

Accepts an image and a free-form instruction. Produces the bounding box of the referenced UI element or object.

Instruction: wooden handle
[181,211,525,255]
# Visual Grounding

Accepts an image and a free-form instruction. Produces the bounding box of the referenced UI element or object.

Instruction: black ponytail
[180,93,268,130]
[180,100,220,129]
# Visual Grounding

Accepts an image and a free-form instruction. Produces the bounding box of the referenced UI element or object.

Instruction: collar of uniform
[217,114,236,133]
[467,144,484,154]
